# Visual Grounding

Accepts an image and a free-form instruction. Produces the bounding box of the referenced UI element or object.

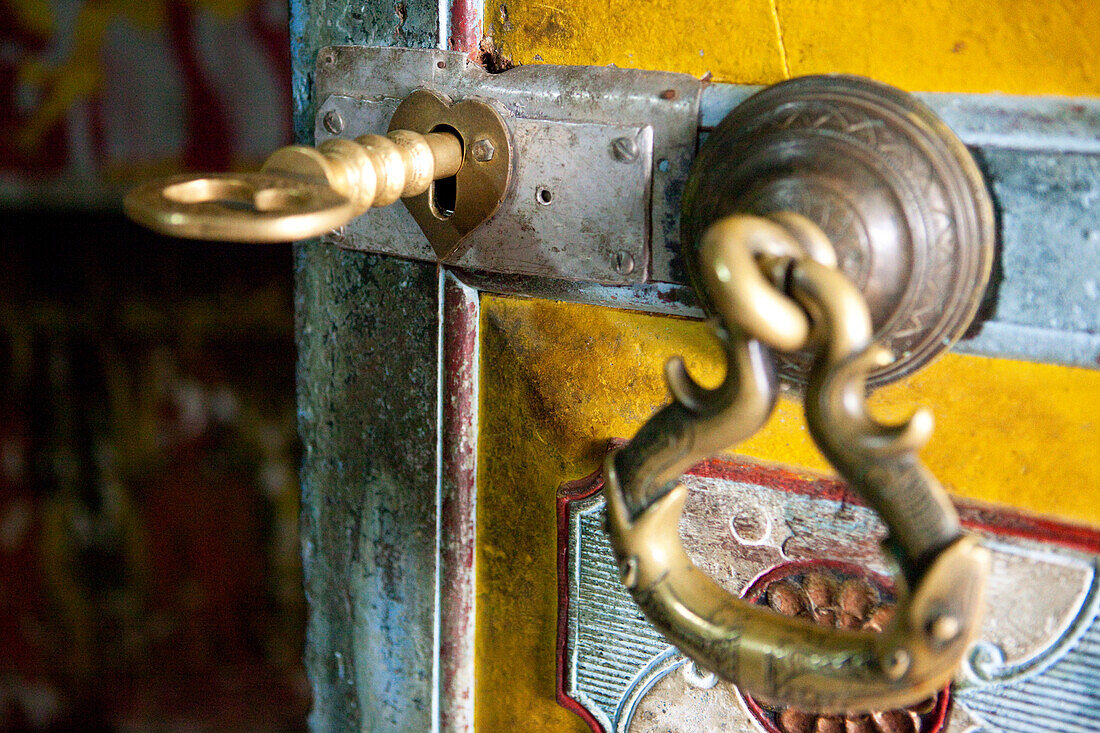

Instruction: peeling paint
[297,245,441,732]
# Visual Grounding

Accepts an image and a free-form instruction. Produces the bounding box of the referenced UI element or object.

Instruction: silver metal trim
[315,47,1099,370]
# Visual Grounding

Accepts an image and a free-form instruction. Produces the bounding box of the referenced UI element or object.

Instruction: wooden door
[291,1,1100,730]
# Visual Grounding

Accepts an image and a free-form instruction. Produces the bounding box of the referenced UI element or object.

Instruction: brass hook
[604,214,989,714]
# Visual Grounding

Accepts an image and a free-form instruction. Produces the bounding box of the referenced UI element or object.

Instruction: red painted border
[439,273,480,731]
[438,8,482,728]
[555,450,1100,731]
[448,0,483,58]
[690,455,1100,556]
[555,464,611,733]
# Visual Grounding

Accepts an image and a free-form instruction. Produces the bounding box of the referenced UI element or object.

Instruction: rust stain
[477,36,516,73]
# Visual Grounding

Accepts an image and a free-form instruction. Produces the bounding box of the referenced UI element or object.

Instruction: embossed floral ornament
[743,564,948,733]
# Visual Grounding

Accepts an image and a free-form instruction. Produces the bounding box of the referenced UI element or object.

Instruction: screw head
[322,109,344,135]
[471,138,495,162]
[611,136,639,163]
[615,250,635,275]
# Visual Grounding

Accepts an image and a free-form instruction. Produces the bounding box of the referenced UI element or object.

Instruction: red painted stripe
[556,464,611,733]
[439,274,480,731]
[448,0,483,57]
[692,455,1100,553]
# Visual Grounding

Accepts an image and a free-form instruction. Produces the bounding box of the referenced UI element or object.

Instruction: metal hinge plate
[314,46,699,285]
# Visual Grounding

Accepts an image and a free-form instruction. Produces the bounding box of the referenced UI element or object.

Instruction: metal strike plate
[314,45,699,284]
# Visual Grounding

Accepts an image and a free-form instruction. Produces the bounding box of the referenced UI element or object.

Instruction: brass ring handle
[605,214,990,714]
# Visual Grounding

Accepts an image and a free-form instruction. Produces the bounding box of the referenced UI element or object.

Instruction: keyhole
[429,124,463,220]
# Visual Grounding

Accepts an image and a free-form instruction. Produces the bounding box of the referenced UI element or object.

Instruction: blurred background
[1,1,308,730]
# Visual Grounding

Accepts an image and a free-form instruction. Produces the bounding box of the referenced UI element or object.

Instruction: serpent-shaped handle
[604,214,989,714]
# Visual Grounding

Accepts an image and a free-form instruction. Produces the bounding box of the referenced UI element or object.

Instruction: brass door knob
[605,76,995,714]
[683,75,994,387]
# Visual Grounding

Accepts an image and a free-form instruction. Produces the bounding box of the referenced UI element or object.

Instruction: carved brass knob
[683,75,994,387]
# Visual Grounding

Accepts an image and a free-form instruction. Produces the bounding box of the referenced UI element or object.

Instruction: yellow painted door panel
[475,1,1100,728]
[487,0,1100,94]
[476,297,1100,729]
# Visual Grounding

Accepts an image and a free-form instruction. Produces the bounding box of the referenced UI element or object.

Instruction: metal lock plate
[314,46,699,285]
[313,46,1100,373]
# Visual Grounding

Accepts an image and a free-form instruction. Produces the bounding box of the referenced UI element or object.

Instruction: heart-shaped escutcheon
[389,89,512,261]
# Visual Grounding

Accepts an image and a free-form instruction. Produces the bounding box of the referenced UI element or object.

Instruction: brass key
[124,130,463,243]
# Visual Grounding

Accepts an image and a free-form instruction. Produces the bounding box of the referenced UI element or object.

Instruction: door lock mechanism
[606,76,994,714]
[388,90,511,260]
[124,89,511,249]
